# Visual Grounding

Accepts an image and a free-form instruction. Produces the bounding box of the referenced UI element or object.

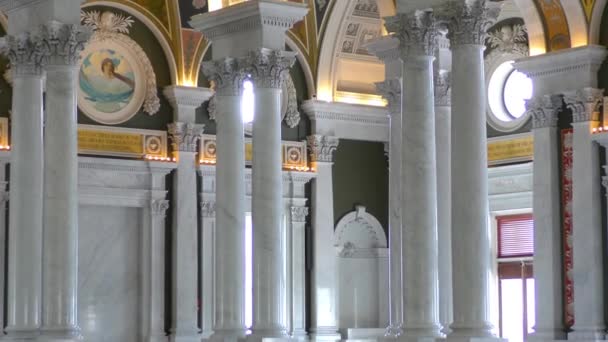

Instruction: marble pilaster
[306,134,341,341]
[439,1,501,340]
[199,198,217,340]
[243,48,295,341]
[202,57,248,342]
[290,206,309,340]
[385,9,442,340]
[367,35,404,339]
[1,32,46,340]
[564,88,606,341]
[39,21,89,342]
[523,95,566,340]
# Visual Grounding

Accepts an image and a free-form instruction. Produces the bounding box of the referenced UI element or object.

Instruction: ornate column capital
[201,57,246,97]
[240,48,296,89]
[200,200,216,218]
[290,206,309,223]
[439,0,498,47]
[307,134,339,163]
[385,10,438,57]
[168,122,205,153]
[375,79,401,115]
[434,70,451,107]
[525,94,562,129]
[39,21,91,66]
[564,87,604,123]
[150,199,170,218]
[0,32,46,76]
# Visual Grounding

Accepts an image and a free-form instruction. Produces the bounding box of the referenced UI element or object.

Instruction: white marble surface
[400,54,441,338]
[78,205,141,342]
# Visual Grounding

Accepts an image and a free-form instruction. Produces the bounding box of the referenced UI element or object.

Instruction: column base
[169,330,202,342]
[37,326,82,342]
[144,333,169,342]
[291,329,308,340]
[309,327,341,342]
[528,328,567,341]
[246,329,290,342]
[210,329,247,342]
[3,327,39,341]
[385,324,404,338]
[568,328,607,341]
[446,328,505,342]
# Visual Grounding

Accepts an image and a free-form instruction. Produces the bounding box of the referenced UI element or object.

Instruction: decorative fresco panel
[352,0,380,19]
[561,128,574,328]
[129,0,170,29]
[582,0,595,22]
[534,0,571,51]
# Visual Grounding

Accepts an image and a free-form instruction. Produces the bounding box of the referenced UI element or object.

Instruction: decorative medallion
[79,10,160,125]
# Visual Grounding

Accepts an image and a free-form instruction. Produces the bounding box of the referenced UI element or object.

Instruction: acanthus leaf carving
[434,70,451,107]
[385,10,437,57]
[150,199,170,217]
[200,200,216,218]
[240,48,296,89]
[375,78,401,114]
[0,32,46,76]
[439,0,498,47]
[201,57,245,97]
[290,206,309,223]
[168,122,205,153]
[307,134,339,163]
[564,87,604,123]
[39,21,91,66]
[525,94,561,129]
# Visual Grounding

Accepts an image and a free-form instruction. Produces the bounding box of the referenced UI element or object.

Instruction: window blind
[497,214,534,258]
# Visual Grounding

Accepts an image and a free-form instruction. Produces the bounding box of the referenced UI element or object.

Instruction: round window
[487,60,533,131]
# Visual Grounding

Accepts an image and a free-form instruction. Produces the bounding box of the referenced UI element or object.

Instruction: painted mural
[534,0,571,51]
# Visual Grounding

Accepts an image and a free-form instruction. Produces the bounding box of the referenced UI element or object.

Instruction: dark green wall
[333,139,388,233]
[0,24,11,119]
[78,5,173,131]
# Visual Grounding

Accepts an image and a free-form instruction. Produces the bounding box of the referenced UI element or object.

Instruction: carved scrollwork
[0,32,46,76]
[385,10,437,57]
[375,79,401,114]
[202,57,245,97]
[564,88,604,123]
[290,206,309,223]
[168,122,205,152]
[240,48,296,89]
[39,21,91,66]
[439,0,498,46]
[284,75,301,128]
[307,134,339,163]
[150,199,169,217]
[525,94,561,129]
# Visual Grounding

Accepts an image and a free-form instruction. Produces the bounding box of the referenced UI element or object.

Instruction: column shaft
[212,93,247,340]
[5,50,45,338]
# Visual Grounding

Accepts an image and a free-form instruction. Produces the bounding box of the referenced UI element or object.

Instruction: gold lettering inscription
[78,130,143,155]
[488,136,534,163]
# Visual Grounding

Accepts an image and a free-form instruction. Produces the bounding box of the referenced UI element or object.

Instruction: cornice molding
[301,100,389,126]
[163,85,214,109]
[78,157,176,175]
[365,35,401,63]
[514,45,607,80]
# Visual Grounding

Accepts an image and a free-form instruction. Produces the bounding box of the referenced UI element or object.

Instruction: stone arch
[560,0,590,47]
[334,205,387,251]
[589,0,608,44]
[83,1,178,85]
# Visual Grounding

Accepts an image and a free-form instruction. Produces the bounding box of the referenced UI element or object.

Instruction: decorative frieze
[440,0,498,46]
[0,32,46,76]
[434,70,451,107]
[385,10,437,57]
[168,122,205,153]
[202,57,244,97]
[200,200,216,218]
[241,49,296,89]
[375,79,401,115]
[525,94,561,129]
[290,206,309,223]
[40,22,90,66]
[150,199,170,217]
[564,88,604,123]
[307,134,339,163]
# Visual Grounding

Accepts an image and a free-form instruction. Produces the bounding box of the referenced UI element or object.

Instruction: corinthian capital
[564,88,604,123]
[202,57,245,96]
[307,135,339,163]
[40,21,91,66]
[375,79,401,114]
[525,94,561,129]
[168,122,205,152]
[240,48,296,89]
[150,199,170,217]
[439,0,498,46]
[0,32,46,76]
[385,10,437,57]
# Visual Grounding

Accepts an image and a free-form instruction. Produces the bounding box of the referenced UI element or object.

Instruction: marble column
[2,32,46,340]
[385,9,442,340]
[306,134,340,341]
[375,79,404,338]
[39,22,89,341]
[243,48,295,341]
[290,206,309,340]
[524,95,565,340]
[164,86,212,342]
[564,88,606,340]
[441,1,500,339]
[202,57,248,341]
[199,198,217,340]
[434,69,453,335]
[168,122,205,342]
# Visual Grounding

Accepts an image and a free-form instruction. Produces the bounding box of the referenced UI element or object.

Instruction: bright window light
[242,80,254,124]
[504,69,533,119]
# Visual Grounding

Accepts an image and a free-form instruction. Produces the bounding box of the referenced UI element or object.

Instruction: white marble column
[441,1,500,340]
[564,88,606,341]
[242,49,295,341]
[375,79,404,338]
[523,95,565,340]
[306,134,340,341]
[290,206,309,340]
[202,58,248,342]
[199,198,216,340]
[434,69,453,336]
[2,32,46,340]
[39,22,89,341]
[385,9,442,340]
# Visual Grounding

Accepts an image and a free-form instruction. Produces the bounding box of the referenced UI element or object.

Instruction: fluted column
[202,58,248,342]
[2,32,46,340]
[564,88,606,340]
[385,9,441,340]
[168,122,205,342]
[305,133,340,342]
[434,69,453,335]
[39,22,89,341]
[522,95,566,340]
[375,79,404,338]
[440,1,498,339]
[243,48,295,341]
